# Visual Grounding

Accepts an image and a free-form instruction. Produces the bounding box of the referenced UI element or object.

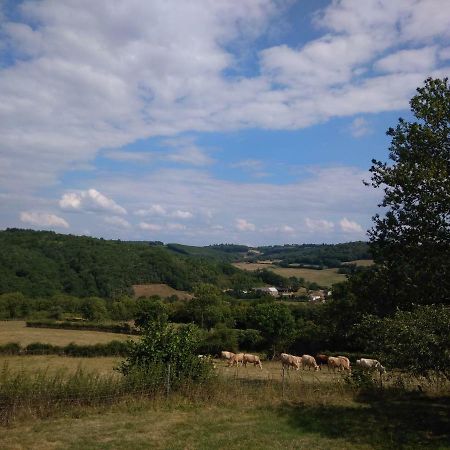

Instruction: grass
[0,363,448,449]
[234,262,346,287]
[0,321,132,346]
[132,283,192,299]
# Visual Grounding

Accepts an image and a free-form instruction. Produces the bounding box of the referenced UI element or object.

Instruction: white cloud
[280,225,295,234]
[350,117,371,138]
[171,210,193,219]
[104,216,131,229]
[305,218,335,232]
[339,217,364,233]
[235,218,256,231]
[135,204,167,217]
[139,222,162,231]
[59,189,127,215]
[374,47,437,74]
[20,211,69,228]
[1,0,449,196]
[167,222,186,231]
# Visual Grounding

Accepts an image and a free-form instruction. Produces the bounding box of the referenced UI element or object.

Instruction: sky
[1,0,449,246]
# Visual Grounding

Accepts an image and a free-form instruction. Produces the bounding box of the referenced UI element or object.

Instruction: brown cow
[301,354,319,371]
[280,353,300,370]
[315,354,329,371]
[328,356,351,372]
[243,353,263,369]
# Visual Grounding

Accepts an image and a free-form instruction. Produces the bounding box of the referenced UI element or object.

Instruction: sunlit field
[0,321,132,346]
[233,262,346,287]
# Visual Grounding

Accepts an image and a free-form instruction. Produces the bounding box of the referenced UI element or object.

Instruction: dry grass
[0,321,132,346]
[234,262,346,287]
[342,259,374,267]
[132,283,192,299]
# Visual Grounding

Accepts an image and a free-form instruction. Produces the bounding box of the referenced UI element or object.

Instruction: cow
[280,353,300,370]
[328,356,351,372]
[243,353,263,369]
[338,355,351,371]
[301,354,319,371]
[356,358,386,374]
[221,351,235,361]
[228,353,244,367]
[315,354,329,370]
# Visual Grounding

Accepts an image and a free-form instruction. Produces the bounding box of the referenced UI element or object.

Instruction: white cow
[356,358,386,374]
[301,354,319,371]
[221,351,235,361]
[280,353,300,370]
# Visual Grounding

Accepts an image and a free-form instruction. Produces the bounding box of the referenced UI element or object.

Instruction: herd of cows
[218,351,387,375]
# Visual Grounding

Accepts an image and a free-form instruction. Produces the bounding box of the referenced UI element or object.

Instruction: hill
[0,229,256,298]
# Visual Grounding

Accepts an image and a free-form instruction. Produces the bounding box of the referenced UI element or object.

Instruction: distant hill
[253,242,371,268]
[0,229,256,298]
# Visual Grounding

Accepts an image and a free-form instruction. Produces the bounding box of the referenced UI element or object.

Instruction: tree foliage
[367,77,450,312]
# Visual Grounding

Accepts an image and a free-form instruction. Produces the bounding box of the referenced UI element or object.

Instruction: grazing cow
[338,356,351,371]
[301,354,319,371]
[280,353,300,370]
[221,351,235,361]
[328,356,351,372]
[356,358,386,374]
[315,354,329,370]
[228,353,244,367]
[243,353,263,369]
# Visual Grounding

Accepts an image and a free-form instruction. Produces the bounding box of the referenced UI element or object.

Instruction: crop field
[342,259,374,266]
[0,321,132,346]
[234,262,346,287]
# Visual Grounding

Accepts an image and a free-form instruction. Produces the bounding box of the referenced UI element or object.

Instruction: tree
[249,302,295,357]
[366,77,450,313]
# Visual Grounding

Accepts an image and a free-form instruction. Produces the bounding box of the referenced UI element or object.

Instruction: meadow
[0,321,132,346]
[233,262,346,287]
[0,356,449,449]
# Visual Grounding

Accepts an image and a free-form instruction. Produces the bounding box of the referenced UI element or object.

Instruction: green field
[234,262,346,287]
[0,321,132,346]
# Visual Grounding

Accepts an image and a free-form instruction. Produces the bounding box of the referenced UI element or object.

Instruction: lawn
[0,321,132,346]
[234,262,346,287]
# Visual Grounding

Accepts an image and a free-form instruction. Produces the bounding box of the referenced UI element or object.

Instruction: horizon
[1,1,449,246]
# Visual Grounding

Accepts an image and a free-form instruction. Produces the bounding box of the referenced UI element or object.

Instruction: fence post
[282,367,285,400]
[166,363,171,398]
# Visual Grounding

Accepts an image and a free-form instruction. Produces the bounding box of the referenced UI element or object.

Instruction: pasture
[0,356,449,449]
[234,262,346,287]
[132,283,192,299]
[0,321,132,346]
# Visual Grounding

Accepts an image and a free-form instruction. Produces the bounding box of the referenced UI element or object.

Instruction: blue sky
[1,0,449,245]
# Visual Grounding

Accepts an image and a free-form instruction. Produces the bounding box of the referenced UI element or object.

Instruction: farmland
[132,283,192,299]
[233,262,346,287]
[0,321,132,346]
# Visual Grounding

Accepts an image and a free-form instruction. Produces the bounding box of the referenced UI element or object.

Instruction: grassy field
[234,262,346,287]
[0,356,449,449]
[342,259,374,267]
[132,283,192,299]
[0,321,132,346]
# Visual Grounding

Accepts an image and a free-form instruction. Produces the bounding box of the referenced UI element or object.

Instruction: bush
[0,342,21,355]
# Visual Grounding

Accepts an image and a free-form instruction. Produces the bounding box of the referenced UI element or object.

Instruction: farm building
[253,286,279,297]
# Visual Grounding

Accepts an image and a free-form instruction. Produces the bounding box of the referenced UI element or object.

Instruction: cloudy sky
[1,0,449,245]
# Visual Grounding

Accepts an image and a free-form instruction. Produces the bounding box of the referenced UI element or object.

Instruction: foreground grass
[0,321,132,346]
[1,390,449,450]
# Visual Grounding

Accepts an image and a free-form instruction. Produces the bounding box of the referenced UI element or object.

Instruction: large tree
[367,77,450,313]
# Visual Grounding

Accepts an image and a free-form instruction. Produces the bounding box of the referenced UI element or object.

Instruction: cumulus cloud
[1,0,449,195]
[135,204,167,217]
[167,222,186,231]
[139,222,162,231]
[104,216,131,229]
[305,218,335,232]
[20,211,69,228]
[171,210,193,219]
[235,218,256,231]
[59,189,127,215]
[339,217,364,233]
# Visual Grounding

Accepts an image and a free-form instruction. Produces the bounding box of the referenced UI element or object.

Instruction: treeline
[0,229,262,298]
[255,242,371,268]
